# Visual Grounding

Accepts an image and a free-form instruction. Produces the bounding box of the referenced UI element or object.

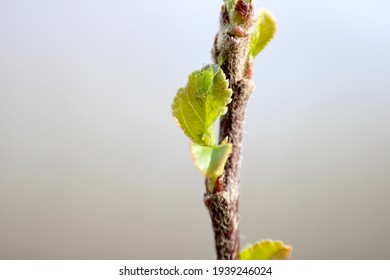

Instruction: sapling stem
[172,0,286,260]
[203,0,255,260]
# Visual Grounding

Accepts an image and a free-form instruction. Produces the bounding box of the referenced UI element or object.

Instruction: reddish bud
[231,26,245,37]
[213,176,225,193]
[234,0,254,23]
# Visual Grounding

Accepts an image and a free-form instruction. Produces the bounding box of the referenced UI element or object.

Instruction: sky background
[1,0,390,259]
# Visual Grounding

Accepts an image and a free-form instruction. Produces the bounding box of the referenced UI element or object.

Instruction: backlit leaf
[190,142,232,185]
[240,240,292,260]
[249,9,277,60]
[172,65,232,146]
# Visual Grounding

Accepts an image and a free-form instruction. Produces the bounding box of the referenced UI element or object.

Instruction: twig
[204,0,255,260]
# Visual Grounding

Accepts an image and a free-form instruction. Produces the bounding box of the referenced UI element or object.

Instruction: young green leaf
[190,142,232,187]
[249,9,277,61]
[224,0,236,13]
[172,65,232,146]
[240,240,292,260]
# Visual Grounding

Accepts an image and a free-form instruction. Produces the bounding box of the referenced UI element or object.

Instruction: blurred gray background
[1,0,389,259]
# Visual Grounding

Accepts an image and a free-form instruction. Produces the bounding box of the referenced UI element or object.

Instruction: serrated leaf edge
[240,240,292,260]
[249,9,277,60]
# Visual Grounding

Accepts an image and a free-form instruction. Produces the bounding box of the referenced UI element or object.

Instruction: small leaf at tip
[249,9,277,60]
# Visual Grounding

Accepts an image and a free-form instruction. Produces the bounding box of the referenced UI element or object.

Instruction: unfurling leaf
[172,65,232,147]
[240,240,292,260]
[224,0,236,13]
[190,142,232,186]
[249,9,277,61]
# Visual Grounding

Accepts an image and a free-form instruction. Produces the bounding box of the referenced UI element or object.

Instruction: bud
[232,0,254,26]
[231,26,245,37]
